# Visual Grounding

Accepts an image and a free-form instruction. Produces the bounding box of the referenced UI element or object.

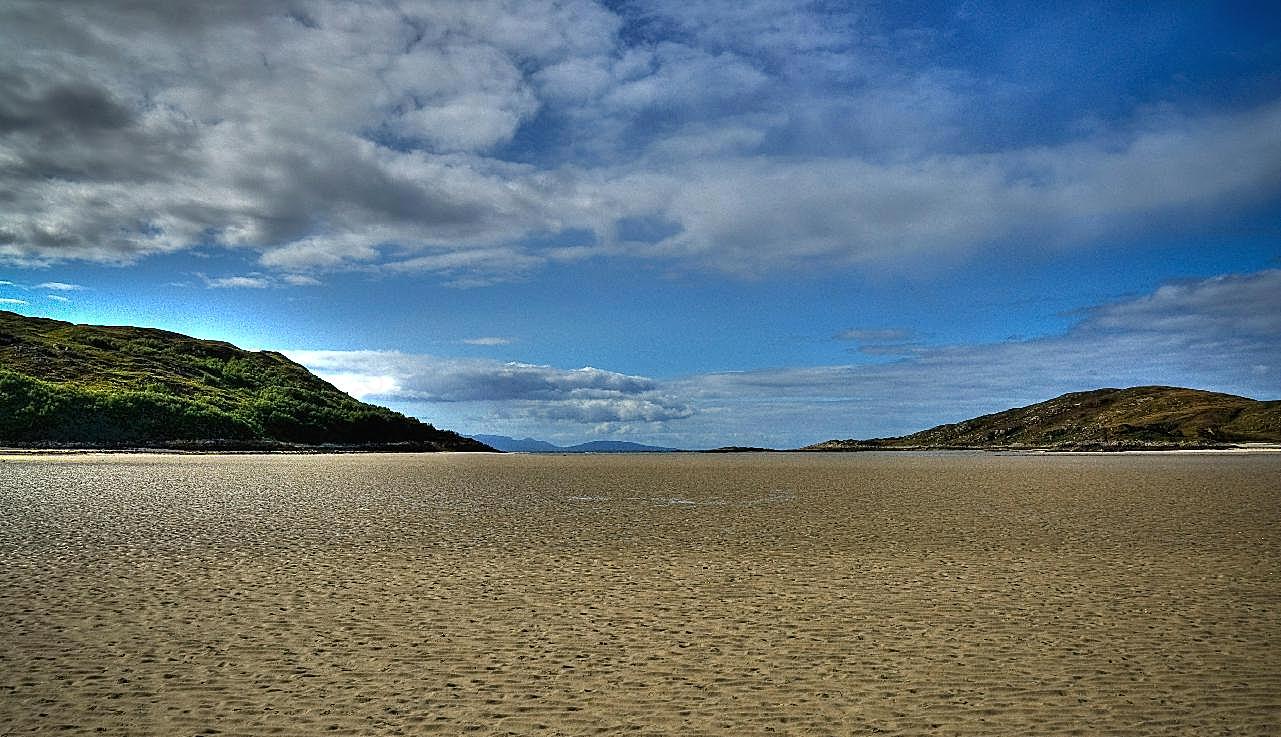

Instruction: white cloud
[197,273,320,289]
[1,1,1277,284]
[0,298,28,305]
[46,294,72,303]
[383,43,539,152]
[462,336,512,346]
[321,372,401,399]
[286,350,693,425]
[36,281,83,290]
[281,274,322,286]
[627,99,1281,274]
[200,275,272,289]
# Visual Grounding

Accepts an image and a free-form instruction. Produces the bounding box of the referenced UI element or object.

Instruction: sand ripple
[1,452,1278,735]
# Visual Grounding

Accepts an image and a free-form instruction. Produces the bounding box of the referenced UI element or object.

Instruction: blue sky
[2,0,1279,448]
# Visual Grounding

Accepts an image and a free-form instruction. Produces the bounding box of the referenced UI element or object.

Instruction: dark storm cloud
[0,79,133,134]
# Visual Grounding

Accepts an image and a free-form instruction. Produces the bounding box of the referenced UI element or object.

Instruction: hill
[0,310,492,451]
[471,435,679,453]
[470,435,564,453]
[804,386,1281,451]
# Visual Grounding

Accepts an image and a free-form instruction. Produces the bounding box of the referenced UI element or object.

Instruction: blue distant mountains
[470,435,680,453]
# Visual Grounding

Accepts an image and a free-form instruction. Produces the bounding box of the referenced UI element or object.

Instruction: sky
[2,0,1280,448]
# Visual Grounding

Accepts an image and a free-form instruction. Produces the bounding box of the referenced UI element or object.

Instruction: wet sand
[1,452,1278,735]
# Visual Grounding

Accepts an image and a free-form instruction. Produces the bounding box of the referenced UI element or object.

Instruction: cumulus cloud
[1,1,1278,282]
[286,350,693,426]
[288,270,1281,447]
[0,0,619,272]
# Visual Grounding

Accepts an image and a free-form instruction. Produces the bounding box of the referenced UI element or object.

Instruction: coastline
[795,442,1281,454]
[5,444,1280,457]
[0,441,499,455]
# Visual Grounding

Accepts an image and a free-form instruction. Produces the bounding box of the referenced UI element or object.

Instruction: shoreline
[5,444,1281,457]
[0,441,500,455]
[797,445,1281,454]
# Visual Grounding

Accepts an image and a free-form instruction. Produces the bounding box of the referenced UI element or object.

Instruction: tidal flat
[1,452,1278,736]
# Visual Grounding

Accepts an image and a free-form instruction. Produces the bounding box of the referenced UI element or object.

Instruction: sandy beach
[1,452,1278,735]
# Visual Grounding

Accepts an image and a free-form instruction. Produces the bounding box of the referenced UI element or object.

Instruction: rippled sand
[1,452,1278,735]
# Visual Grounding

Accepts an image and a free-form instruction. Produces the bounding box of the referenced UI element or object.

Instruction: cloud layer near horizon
[289,269,1281,447]
[4,1,1280,283]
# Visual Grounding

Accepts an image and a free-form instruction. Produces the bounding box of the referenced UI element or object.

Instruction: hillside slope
[805,386,1281,451]
[0,311,491,451]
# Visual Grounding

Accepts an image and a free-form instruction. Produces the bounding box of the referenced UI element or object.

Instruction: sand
[1,451,1278,735]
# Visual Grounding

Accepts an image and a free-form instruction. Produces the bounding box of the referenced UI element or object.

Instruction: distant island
[804,386,1281,451]
[0,311,492,451]
[470,435,679,453]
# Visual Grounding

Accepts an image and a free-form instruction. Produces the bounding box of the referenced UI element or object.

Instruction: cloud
[0,298,29,305]
[280,274,322,286]
[197,273,318,289]
[631,99,1281,274]
[200,275,272,289]
[46,294,71,303]
[0,0,620,271]
[1,1,1277,284]
[462,336,512,346]
[318,372,400,399]
[833,328,923,357]
[36,281,84,291]
[286,350,693,425]
[289,270,1280,447]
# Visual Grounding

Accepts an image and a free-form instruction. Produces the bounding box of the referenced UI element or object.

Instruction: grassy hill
[805,386,1281,451]
[0,310,491,451]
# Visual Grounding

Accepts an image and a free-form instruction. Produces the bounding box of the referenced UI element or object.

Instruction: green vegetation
[806,386,1281,451]
[0,311,491,450]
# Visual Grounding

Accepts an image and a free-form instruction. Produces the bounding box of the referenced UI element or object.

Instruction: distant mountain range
[0,311,492,451]
[470,435,680,453]
[804,386,1281,451]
